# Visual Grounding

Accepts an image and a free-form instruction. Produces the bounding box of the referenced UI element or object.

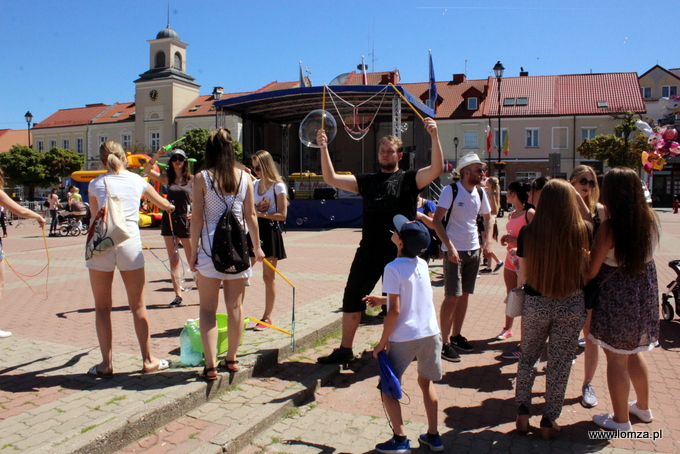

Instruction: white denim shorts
[85,237,144,272]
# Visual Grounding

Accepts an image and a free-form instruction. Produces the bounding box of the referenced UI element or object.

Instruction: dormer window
[155,51,166,68]
[189,105,201,112]
[467,97,478,110]
[112,111,123,118]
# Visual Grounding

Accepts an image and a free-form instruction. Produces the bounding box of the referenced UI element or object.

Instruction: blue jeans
[50,209,58,233]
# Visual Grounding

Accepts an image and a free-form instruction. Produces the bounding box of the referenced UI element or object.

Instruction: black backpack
[203,172,250,274]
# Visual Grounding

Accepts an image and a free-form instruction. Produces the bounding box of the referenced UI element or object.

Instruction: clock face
[149,90,159,101]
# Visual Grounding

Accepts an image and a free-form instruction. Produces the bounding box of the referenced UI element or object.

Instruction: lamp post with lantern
[24,111,33,148]
[493,61,504,181]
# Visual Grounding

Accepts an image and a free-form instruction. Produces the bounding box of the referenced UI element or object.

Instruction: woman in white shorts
[190,128,264,380]
[86,141,175,378]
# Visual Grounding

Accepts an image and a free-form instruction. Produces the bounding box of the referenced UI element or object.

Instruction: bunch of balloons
[636,118,679,174]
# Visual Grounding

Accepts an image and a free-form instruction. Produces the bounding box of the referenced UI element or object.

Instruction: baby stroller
[661,259,680,321]
[57,202,90,236]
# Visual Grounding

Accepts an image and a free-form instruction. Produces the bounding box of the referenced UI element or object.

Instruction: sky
[0,0,676,129]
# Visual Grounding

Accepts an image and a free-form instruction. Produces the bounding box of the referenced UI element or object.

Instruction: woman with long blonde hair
[87,141,175,377]
[190,129,264,380]
[514,179,589,439]
[570,165,605,408]
[588,167,660,431]
[250,150,288,331]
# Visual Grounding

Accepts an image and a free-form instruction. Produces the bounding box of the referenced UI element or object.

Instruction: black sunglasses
[253,165,261,172]
[578,178,595,188]
[170,155,186,162]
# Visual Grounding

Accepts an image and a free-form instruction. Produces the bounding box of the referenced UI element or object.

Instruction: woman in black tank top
[144,148,194,307]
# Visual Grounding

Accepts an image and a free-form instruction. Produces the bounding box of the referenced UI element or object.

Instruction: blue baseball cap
[393,215,430,257]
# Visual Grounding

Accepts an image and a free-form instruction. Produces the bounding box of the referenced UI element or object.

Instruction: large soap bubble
[299,110,337,148]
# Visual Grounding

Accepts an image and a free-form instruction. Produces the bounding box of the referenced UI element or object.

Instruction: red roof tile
[484,73,644,117]
[91,102,136,124]
[177,93,250,117]
[33,103,111,129]
[0,129,31,152]
[340,70,400,85]
[400,80,489,119]
[254,78,310,93]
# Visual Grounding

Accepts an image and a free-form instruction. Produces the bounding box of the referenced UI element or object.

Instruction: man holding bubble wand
[315,112,443,365]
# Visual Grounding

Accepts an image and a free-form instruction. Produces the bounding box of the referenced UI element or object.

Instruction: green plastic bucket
[188,314,249,355]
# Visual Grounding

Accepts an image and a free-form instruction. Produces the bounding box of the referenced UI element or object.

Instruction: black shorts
[342,243,396,313]
[256,217,286,260]
[161,212,190,238]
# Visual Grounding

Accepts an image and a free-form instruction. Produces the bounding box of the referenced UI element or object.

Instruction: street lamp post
[453,136,459,169]
[24,111,33,148]
[493,61,504,182]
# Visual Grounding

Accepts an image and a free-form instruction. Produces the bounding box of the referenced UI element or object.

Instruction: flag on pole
[486,126,493,153]
[428,50,438,112]
[361,55,368,85]
[299,61,305,87]
[503,128,510,155]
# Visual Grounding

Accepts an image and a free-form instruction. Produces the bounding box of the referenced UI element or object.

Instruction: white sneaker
[629,401,653,423]
[578,337,586,348]
[581,383,598,408]
[593,413,631,431]
[0,330,12,338]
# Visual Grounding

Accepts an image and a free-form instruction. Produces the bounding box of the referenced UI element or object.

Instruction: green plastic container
[188,314,249,355]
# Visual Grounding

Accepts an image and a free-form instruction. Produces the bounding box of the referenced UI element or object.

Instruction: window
[76,138,83,154]
[122,134,131,149]
[597,100,609,108]
[464,131,478,148]
[467,97,478,110]
[582,127,597,141]
[150,131,160,150]
[662,86,677,98]
[173,52,182,70]
[516,171,541,180]
[503,97,515,106]
[525,129,539,147]
[49,140,56,149]
[189,105,201,112]
[62,139,70,149]
[112,111,123,118]
[494,129,507,148]
[99,136,108,144]
[552,127,568,149]
[516,97,528,106]
[155,51,166,68]
[37,141,44,152]
[641,87,652,99]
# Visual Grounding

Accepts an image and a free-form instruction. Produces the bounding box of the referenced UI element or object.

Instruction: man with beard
[315,117,443,364]
[432,154,492,362]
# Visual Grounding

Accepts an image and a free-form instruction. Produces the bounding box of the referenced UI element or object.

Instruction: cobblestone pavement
[1,211,680,453]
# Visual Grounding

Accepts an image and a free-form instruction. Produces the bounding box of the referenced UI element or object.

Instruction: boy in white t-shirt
[365,215,444,454]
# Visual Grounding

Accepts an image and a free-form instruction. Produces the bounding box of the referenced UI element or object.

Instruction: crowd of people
[0,117,662,452]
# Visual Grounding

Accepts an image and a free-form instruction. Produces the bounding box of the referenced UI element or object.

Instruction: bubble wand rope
[4,227,50,300]
[263,258,296,350]
[167,212,188,290]
[388,83,425,121]
[321,85,327,131]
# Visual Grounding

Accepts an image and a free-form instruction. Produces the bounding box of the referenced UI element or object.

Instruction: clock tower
[134,26,200,151]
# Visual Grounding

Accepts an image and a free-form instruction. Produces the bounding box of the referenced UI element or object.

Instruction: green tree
[0,145,83,200]
[577,111,650,169]
[180,128,243,170]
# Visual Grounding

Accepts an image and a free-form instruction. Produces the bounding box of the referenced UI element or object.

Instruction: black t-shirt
[356,169,420,247]
[516,226,541,296]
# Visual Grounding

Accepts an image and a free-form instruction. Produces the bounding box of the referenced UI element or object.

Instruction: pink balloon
[664,128,678,141]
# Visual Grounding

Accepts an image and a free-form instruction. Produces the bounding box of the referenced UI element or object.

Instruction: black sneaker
[441,343,461,362]
[450,334,474,352]
[317,348,354,365]
[479,267,493,273]
[168,296,183,307]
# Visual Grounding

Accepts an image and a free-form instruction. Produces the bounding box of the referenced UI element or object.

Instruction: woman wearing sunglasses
[144,148,194,307]
[569,164,606,410]
[250,150,288,331]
